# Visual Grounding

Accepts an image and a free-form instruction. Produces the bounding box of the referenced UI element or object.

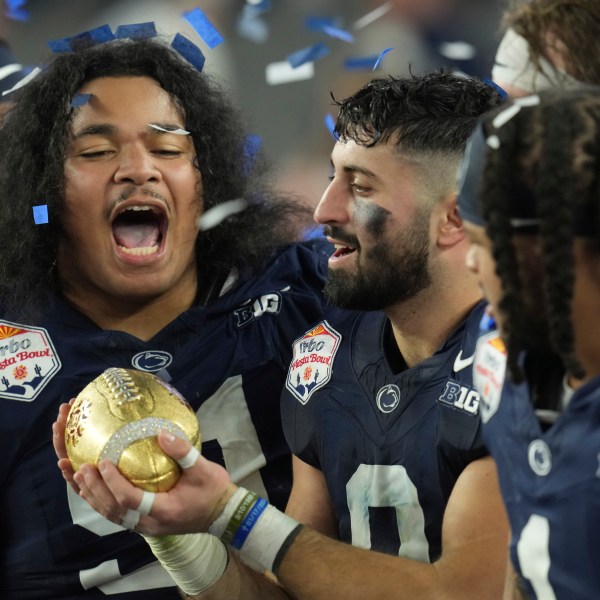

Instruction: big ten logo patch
[234,293,282,327]
[438,380,480,415]
[286,321,342,405]
[0,320,61,402]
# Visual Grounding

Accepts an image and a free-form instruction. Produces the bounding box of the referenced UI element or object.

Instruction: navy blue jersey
[282,302,488,561]
[475,330,600,600]
[0,241,329,599]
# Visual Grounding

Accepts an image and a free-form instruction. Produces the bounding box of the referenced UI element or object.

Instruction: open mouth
[112,205,167,256]
[332,243,357,258]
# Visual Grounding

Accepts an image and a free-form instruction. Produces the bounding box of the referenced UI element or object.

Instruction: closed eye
[151,149,184,157]
[79,150,114,158]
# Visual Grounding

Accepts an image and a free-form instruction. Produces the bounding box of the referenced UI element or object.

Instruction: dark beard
[324,212,432,311]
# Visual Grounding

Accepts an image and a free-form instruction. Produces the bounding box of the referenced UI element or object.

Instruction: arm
[285,455,338,538]
[56,409,508,600]
[502,555,527,600]
[275,456,509,600]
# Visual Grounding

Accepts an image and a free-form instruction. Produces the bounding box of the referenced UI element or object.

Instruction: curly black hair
[0,37,311,320]
[333,68,504,153]
[478,89,600,386]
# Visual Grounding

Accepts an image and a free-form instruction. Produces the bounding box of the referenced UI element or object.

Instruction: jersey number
[517,514,557,600]
[346,464,429,561]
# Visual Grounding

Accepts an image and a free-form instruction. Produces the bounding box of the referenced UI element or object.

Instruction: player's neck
[385,283,482,368]
[62,284,197,341]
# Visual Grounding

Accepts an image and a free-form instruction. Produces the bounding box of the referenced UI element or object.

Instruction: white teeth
[124,206,153,212]
[119,245,159,256]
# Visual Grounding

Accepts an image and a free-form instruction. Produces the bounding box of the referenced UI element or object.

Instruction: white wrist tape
[208,487,302,574]
[143,533,228,595]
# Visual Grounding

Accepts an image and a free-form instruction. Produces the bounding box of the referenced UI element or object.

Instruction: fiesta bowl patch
[0,320,61,402]
[285,320,341,405]
[473,330,507,423]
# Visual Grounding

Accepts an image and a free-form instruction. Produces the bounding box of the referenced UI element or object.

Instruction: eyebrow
[329,160,379,179]
[71,122,186,140]
[342,164,379,179]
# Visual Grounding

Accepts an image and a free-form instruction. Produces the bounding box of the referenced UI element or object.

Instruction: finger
[57,457,80,494]
[120,509,141,530]
[97,460,147,512]
[76,463,131,525]
[52,420,68,460]
[136,490,156,516]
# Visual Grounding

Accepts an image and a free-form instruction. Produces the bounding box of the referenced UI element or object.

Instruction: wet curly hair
[0,37,311,320]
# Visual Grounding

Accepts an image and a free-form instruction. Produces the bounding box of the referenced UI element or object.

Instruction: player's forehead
[330,138,417,177]
[69,76,184,135]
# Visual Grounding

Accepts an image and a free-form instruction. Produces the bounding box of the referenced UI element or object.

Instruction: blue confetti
[373,47,393,70]
[171,33,206,72]
[305,16,337,31]
[306,17,354,42]
[70,93,92,108]
[320,24,354,43]
[287,42,330,69]
[243,134,261,174]
[302,225,326,240]
[33,205,48,225]
[5,0,28,21]
[115,22,157,40]
[183,7,224,49]
[344,55,378,71]
[236,4,270,43]
[483,78,508,101]
[48,25,115,53]
[324,113,338,140]
[479,312,497,333]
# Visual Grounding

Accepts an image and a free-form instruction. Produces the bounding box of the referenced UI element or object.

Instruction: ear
[435,194,466,248]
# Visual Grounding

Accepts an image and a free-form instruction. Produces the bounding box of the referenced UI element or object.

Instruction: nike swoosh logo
[453,350,474,372]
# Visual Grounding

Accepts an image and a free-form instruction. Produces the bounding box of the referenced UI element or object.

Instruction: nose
[314,178,350,226]
[114,146,162,185]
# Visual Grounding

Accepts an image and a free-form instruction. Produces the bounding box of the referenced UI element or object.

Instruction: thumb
[157,430,200,468]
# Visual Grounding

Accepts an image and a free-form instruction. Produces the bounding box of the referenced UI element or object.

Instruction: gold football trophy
[65,367,201,492]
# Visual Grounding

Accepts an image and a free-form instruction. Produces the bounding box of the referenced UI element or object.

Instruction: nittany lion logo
[376,384,401,413]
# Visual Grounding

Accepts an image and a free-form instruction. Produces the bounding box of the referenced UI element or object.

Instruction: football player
[460,88,600,599]
[56,70,511,599]
[0,33,332,598]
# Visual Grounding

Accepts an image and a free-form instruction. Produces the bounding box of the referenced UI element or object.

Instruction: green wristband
[221,490,258,545]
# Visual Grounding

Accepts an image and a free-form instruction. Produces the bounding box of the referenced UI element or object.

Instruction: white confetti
[353,1,392,30]
[2,66,41,96]
[148,123,190,135]
[197,198,248,231]
[486,135,500,149]
[438,41,477,61]
[0,63,23,81]
[265,60,314,85]
[514,94,541,107]
[492,104,521,129]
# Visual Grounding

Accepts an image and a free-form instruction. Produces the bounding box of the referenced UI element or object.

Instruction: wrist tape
[208,487,302,574]
[143,533,228,595]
